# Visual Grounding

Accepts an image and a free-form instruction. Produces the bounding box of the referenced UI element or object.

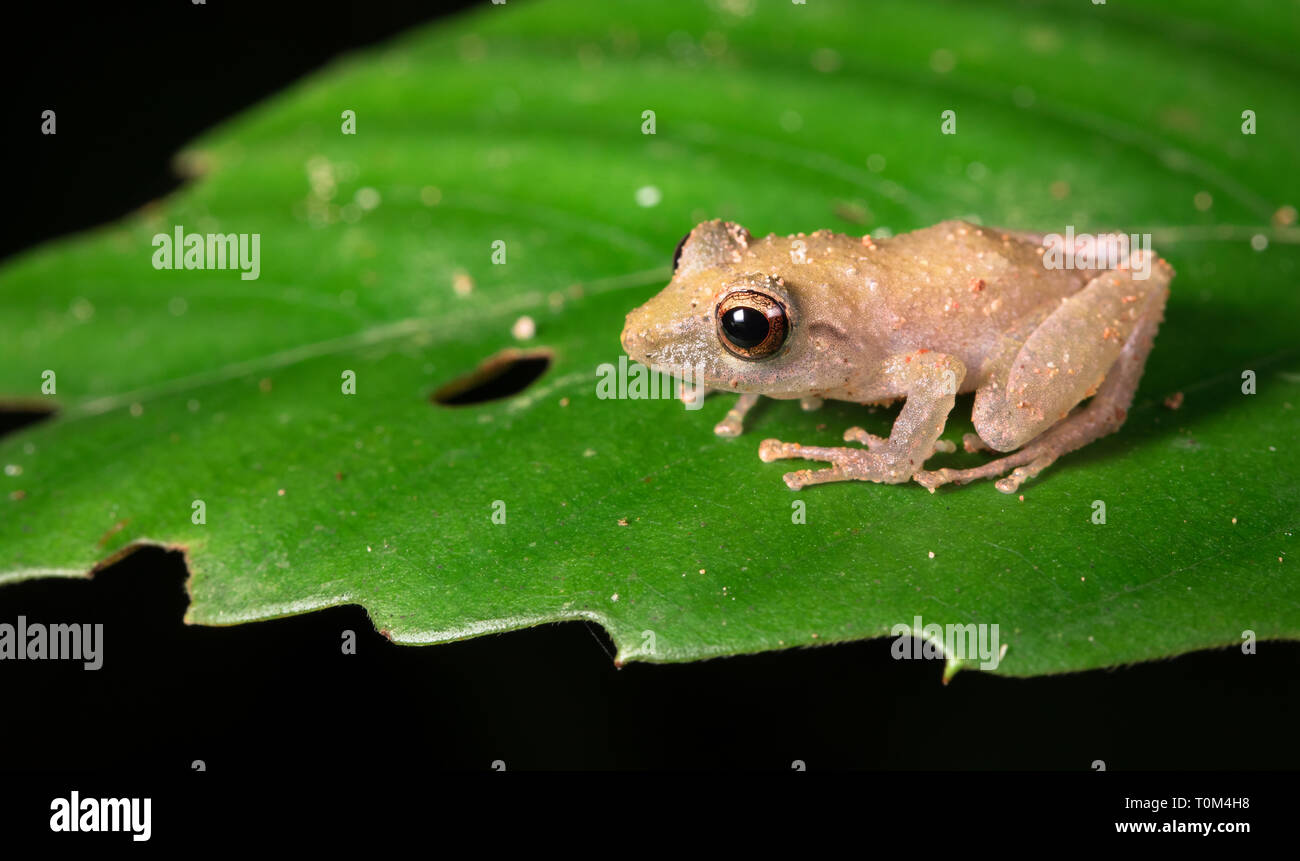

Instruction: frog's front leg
[715,393,823,437]
[714,393,760,437]
[759,352,965,489]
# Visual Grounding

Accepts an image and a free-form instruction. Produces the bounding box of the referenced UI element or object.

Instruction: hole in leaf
[432,348,552,406]
[0,405,57,439]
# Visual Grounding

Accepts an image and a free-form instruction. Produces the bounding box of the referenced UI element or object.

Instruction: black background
[2,0,1297,774]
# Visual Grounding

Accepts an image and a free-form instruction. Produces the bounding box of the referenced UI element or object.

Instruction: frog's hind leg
[916,255,1172,493]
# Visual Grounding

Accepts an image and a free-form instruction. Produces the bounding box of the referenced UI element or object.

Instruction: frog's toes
[913,468,956,493]
[715,393,759,437]
[759,439,846,463]
[758,440,851,489]
[759,439,911,485]
[758,438,792,462]
[914,451,1056,493]
[843,426,887,449]
[679,385,707,408]
[930,438,957,456]
[993,474,1022,494]
[714,417,743,437]
[800,396,824,412]
[993,456,1055,494]
[781,467,848,490]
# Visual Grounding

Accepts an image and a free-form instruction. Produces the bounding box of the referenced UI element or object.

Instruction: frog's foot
[913,447,1057,494]
[714,393,760,437]
[759,438,914,489]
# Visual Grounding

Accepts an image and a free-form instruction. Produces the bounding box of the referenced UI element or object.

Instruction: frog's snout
[620,313,637,354]
[621,303,664,364]
[622,282,710,369]
[620,310,644,360]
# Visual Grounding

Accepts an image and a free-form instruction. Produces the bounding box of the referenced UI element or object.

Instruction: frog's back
[861,220,1092,357]
[874,220,1090,299]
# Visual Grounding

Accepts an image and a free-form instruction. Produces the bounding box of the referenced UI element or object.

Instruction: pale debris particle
[355,187,381,210]
[452,269,474,296]
[559,397,570,407]
[277,488,286,496]
[511,315,536,341]
[610,592,620,602]
[635,185,661,208]
[928,551,935,559]
[617,517,628,526]
[1163,391,1184,410]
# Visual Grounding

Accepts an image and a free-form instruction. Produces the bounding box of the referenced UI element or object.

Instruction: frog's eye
[671,230,691,273]
[716,290,788,360]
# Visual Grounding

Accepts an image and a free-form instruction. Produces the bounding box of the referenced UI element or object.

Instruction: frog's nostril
[620,316,645,355]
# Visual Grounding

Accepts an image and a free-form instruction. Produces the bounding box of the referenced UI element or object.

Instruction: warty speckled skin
[621,219,1173,493]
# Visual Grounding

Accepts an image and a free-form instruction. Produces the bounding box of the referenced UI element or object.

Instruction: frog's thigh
[972,264,1170,452]
[918,291,1166,493]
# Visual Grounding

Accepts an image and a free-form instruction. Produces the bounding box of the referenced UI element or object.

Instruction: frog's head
[621,220,860,399]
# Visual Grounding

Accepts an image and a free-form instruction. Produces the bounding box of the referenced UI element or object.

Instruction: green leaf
[2,0,1297,676]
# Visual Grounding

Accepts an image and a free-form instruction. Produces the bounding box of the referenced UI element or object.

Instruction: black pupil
[722,306,769,348]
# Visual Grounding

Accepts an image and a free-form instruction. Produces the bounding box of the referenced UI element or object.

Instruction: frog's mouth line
[637,360,713,394]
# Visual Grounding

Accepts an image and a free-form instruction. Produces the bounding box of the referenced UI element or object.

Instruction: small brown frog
[621,219,1172,493]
